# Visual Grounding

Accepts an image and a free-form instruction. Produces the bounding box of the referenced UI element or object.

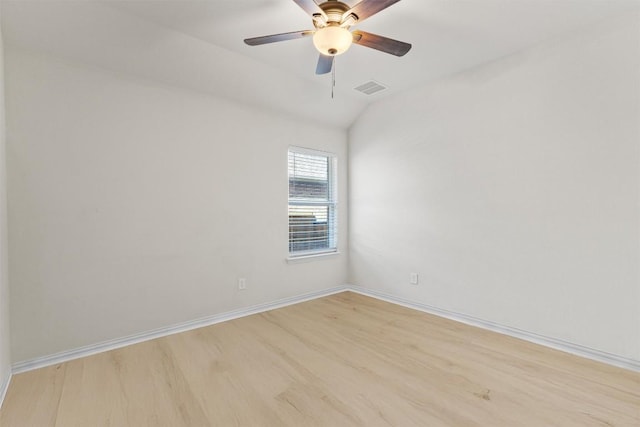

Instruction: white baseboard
[11,283,640,375]
[12,286,348,374]
[0,370,11,410]
[347,285,640,373]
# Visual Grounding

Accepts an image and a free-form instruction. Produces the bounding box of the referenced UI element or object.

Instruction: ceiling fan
[244,0,411,75]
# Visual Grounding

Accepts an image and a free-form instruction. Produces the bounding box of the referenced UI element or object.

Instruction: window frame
[287,146,338,259]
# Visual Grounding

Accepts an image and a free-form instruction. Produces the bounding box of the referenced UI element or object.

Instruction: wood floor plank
[0,363,65,426]
[1,292,638,426]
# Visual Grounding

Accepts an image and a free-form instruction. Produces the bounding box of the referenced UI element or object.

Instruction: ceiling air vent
[354,80,387,95]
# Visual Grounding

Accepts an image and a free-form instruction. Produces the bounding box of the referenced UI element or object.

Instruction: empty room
[0,0,638,425]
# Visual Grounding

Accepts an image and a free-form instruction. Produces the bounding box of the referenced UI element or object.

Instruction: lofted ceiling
[1,0,638,128]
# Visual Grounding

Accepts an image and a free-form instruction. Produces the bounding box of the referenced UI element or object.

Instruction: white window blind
[288,147,337,256]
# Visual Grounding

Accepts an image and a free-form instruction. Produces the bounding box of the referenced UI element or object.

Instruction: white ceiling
[2,0,638,128]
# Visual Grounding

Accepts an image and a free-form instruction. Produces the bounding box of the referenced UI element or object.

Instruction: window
[288,147,337,257]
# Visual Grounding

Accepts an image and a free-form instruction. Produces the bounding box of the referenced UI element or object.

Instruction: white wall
[349,14,640,361]
[0,9,11,390]
[6,48,348,363]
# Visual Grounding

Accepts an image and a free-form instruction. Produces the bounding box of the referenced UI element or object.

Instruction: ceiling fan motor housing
[313,1,355,29]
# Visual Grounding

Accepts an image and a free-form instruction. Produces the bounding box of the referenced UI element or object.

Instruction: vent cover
[354,80,387,95]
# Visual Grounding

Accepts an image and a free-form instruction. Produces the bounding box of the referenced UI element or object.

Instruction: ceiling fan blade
[352,30,411,56]
[293,0,327,19]
[316,54,334,75]
[244,30,314,46]
[343,0,401,23]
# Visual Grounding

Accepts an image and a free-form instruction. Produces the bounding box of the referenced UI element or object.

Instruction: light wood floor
[1,292,638,426]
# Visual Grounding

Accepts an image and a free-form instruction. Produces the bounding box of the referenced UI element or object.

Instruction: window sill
[286,251,340,264]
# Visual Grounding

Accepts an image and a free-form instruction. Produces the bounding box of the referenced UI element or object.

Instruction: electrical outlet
[410,273,419,285]
[238,278,247,290]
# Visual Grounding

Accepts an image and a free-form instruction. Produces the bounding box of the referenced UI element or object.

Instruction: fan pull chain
[331,57,336,99]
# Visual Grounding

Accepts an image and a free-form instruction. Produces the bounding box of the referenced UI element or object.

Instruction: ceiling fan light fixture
[313,25,352,56]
